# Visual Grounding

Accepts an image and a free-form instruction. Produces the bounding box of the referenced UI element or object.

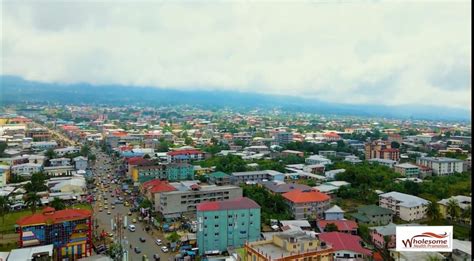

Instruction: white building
[416,157,463,176]
[305,155,332,166]
[379,191,429,221]
[11,163,43,177]
[54,146,80,156]
[73,156,88,171]
[368,158,397,168]
[49,158,71,167]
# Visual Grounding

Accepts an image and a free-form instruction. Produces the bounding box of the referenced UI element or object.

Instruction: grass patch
[235,248,246,259]
[421,219,471,240]
[0,241,18,251]
[68,203,93,211]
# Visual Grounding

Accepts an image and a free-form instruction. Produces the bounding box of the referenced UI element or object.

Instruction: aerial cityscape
[0,1,471,261]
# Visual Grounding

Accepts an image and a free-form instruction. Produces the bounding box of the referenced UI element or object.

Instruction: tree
[390,141,400,149]
[24,172,48,193]
[50,197,66,210]
[0,196,10,224]
[143,154,151,159]
[185,137,193,146]
[45,148,57,159]
[426,201,441,221]
[325,223,339,232]
[446,199,460,221]
[80,145,91,157]
[461,205,471,222]
[25,192,41,214]
[88,154,96,161]
[167,231,181,243]
[0,142,7,157]
[139,199,152,209]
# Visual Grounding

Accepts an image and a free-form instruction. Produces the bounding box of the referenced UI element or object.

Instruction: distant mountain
[0,75,470,121]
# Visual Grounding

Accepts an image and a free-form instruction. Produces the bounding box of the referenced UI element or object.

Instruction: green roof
[208,171,229,178]
[357,205,393,216]
[350,213,370,223]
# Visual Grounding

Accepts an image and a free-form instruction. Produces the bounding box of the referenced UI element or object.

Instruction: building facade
[416,157,463,176]
[379,192,429,221]
[365,140,400,161]
[394,163,420,177]
[282,189,331,220]
[196,197,261,255]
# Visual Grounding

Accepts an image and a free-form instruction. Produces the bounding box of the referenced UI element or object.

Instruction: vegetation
[24,192,41,214]
[0,142,7,157]
[50,197,66,210]
[0,196,10,224]
[200,154,246,173]
[167,231,181,243]
[24,172,48,193]
[241,184,292,225]
[425,201,441,221]
[324,223,339,232]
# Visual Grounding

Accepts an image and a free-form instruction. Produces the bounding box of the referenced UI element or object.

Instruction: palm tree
[50,197,66,210]
[461,205,471,223]
[0,196,10,224]
[446,199,460,222]
[426,201,441,221]
[25,192,41,214]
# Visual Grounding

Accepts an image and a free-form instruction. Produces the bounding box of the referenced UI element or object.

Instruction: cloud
[1,1,471,109]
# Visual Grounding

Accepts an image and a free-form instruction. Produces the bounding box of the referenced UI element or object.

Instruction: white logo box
[396,226,453,252]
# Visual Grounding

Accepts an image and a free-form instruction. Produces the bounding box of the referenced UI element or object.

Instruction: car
[134,247,141,254]
[139,237,146,242]
[153,254,160,261]
[160,246,169,253]
[128,224,136,232]
[99,208,103,212]
[155,239,162,245]
[108,232,114,237]
[111,205,115,209]
[104,205,108,209]
[128,211,132,216]
[107,211,111,215]
[132,218,137,223]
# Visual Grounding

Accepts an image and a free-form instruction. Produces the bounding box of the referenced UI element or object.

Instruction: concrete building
[196,197,261,255]
[305,155,332,166]
[207,172,231,186]
[281,150,304,158]
[54,146,80,157]
[318,151,337,158]
[244,231,334,261]
[274,132,293,145]
[11,163,43,177]
[25,128,51,141]
[73,156,88,171]
[350,205,393,226]
[259,181,311,194]
[394,163,420,177]
[132,163,194,183]
[282,189,331,220]
[368,158,397,168]
[416,157,463,176]
[31,141,58,151]
[369,223,420,249]
[318,232,372,260]
[167,149,204,163]
[365,140,400,161]
[324,205,345,220]
[379,192,429,221]
[230,170,285,185]
[49,158,71,167]
[157,183,242,218]
[438,195,471,223]
[44,166,75,177]
[0,165,10,187]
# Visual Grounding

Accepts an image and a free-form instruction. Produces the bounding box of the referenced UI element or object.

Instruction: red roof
[324,132,341,138]
[318,232,372,256]
[167,149,203,156]
[197,197,260,212]
[318,220,358,231]
[126,157,151,166]
[381,148,399,152]
[282,189,330,203]
[143,179,176,193]
[112,131,128,137]
[17,208,91,226]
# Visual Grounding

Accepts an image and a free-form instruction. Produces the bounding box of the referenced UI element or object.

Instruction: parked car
[155,239,162,245]
[134,247,141,254]
[160,246,169,253]
[139,237,146,242]
[153,254,160,261]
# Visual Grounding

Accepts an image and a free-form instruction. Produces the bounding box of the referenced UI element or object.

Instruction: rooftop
[197,197,260,212]
[318,232,371,256]
[318,220,358,231]
[380,191,429,208]
[17,207,91,226]
[282,189,330,203]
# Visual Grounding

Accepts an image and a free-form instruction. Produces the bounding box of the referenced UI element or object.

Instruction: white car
[128,224,136,232]
[155,239,162,245]
[160,246,169,253]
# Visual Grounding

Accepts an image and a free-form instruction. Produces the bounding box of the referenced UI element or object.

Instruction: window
[215,224,219,228]
[214,233,219,236]
[215,216,219,219]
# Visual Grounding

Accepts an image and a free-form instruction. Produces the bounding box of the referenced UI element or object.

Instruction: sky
[1,1,471,110]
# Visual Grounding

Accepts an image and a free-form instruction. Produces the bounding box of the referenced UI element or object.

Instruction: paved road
[90,148,175,261]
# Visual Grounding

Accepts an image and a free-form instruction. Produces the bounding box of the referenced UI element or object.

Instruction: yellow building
[438,195,471,224]
[244,231,334,261]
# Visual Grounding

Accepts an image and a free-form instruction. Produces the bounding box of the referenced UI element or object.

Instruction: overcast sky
[1,1,471,110]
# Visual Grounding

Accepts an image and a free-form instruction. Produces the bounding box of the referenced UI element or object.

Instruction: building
[318,151,337,158]
[305,155,332,166]
[379,192,429,221]
[260,181,311,194]
[350,205,393,225]
[394,163,420,177]
[196,197,261,255]
[31,141,58,151]
[49,158,71,167]
[369,223,420,249]
[157,183,243,218]
[17,207,92,260]
[324,205,345,220]
[368,158,397,168]
[282,189,331,220]
[416,157,463,176]
[167,149,204,163]
[73,156,88,171]
[451,239,472,261]
[7,244,54,260]
[140,179,177,203]
[275,132,293,145]
[26,128,51,141]
[44,166,75,177]
[365,140,400,161]
[207,171,231,186]
[317,220,358,234]
[230,170,285,185]
[132,163,194,183]
[0,165,10,187]
[54,146,80,157]
[244,231,334,261]
[318,232,372,260]
[11,163,43,177]
[281,150,304,158]
[438,195,471,223]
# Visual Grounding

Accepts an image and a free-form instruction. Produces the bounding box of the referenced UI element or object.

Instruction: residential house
[11,163,43,177]
[282,189,331,220]
[365,140,400,161]
[196,197,261,255]
[369,223,421,249]
[49,158,71,167]
[54,146,80,157]
[317,220,358,234]
[324,205,345,220]
[394,163,420,177]
[73,156,88,171]
[350,205,393,225]
[379,192,429,221]
[167,149,204,163]
[44,166,75,177]
[207,171,231,186]
[319,151,337,158]
[230,170,285,185]
[318,232,372,261]
[260,181,311,194]
[368,158,397,168]
[416,157,463,176]
[281,150,304,158]
[305,155,332,166]
[438,195,471,224]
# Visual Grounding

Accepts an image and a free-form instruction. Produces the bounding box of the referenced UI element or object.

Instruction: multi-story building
[207,171,231,186]
[368,158,397,168]
[230,170,285,185]
[318,232,372,260]
[438,195,471,224]
[281,150,304,158]
[49,158,71,167]
[73,156,88,171]
[369,223,421,249]
[416,157,463,176]
[379,191,429,221]
[196,197,261,255]
[31,141,58,151]
[244,231,334,261]
[275,131,293,145]
[0,165,10,187]
[365,140,400,161]
[11,163,43,177]
[157,183,242,218]
[54,146,80,157]
[167,149,204,163]
[318,151,337,158]
[305,155,332,166]
[282,189,331,220]
[394,163,420,177]
[26,128,51,141]
[17,207,92,260]
[132,163,194,183]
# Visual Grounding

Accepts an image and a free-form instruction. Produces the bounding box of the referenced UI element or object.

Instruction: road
[90,147,175,261]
